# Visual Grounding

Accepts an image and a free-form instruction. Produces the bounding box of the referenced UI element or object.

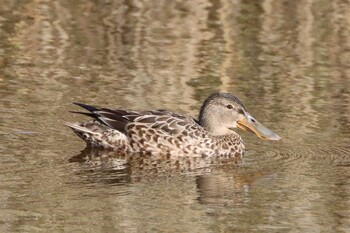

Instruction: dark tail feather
[71,102,128,133]
[73,102,99,113]
[72,103,102,123]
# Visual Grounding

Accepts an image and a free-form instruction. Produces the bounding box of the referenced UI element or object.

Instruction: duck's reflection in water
[195,171,260,207]
[69,147,242,175]
[69,147,261,206]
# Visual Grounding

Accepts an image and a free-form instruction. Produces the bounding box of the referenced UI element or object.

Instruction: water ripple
[262,142,350,167]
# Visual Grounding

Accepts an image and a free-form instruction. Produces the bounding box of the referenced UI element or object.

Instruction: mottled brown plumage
[63,92,281,158]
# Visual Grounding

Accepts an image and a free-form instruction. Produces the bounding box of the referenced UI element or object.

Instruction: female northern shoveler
[64,92,281,158]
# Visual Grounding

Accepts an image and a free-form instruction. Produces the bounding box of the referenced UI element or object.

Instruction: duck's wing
[72,103,203,137]
[129,111,204,137]
[72,103,142,133]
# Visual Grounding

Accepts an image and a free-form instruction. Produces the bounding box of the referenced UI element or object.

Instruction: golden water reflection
[0,0,350,232]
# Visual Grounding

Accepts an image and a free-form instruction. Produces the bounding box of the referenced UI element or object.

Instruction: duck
[63,92,281,159]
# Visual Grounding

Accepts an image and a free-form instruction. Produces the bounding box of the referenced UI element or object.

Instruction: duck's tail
[61,120,127,149]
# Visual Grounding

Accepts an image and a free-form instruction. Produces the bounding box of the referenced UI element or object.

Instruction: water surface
[1,0,350,232]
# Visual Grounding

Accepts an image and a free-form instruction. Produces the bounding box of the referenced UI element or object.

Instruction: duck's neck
[199,113,234,136]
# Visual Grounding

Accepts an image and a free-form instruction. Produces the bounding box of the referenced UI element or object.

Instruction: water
[1,0,350,232]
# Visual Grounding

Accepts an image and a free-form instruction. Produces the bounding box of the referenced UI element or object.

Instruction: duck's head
[199,92,281,140]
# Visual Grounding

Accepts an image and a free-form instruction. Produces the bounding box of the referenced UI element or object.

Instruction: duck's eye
[226,104,234,109]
